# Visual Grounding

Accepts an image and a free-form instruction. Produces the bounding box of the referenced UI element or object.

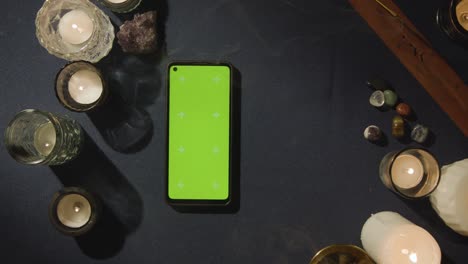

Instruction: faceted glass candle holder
[379,148,440,199]
[101,0,142,13]
[4,109,83,165]
[56,61,107,112]
[35,0,115,63]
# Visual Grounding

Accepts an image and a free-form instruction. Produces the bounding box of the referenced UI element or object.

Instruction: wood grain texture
[349,0,468,136]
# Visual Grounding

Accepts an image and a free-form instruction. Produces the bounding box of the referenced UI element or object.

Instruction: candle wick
[73,202,83,213]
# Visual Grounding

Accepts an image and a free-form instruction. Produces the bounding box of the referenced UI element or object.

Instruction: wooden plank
[349,0,468,136]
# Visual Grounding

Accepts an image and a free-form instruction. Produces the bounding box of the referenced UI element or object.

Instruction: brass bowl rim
[310,244,375,264]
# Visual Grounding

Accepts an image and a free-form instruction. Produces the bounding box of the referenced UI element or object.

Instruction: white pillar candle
[68,69,103,104]
[57,193,92,228]
[391,154,424,189]
[361,211,441,264]
[58,10,94,45]
[430,159,468,236]
[34,122,56,156]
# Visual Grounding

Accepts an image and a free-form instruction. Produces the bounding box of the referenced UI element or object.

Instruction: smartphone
[167,62,233,206]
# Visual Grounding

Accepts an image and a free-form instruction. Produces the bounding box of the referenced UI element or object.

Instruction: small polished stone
[367,77,391,91]
[384,90,398,107]
[411,124,429,143]
[392,115,405,138]
[396,103,412,117]
[369,90,385,107]
[363,125,382,141]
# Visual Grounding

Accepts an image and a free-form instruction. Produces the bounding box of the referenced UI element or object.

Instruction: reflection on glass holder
[379,148,440,199]
[35,0,114,63]
[4,109,83,165]
[100,0,142,13]
[56,61,108,112]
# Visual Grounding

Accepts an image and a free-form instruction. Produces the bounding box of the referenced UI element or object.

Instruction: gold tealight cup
[310,245,375,264]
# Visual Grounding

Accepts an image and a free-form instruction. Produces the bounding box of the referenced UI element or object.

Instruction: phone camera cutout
[173,67,178,72]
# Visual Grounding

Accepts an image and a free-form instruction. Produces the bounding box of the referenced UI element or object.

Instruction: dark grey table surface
[1,0,467,263]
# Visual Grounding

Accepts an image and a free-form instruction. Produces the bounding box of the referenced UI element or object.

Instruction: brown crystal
[396,103,411,117]
[117,11,158,54]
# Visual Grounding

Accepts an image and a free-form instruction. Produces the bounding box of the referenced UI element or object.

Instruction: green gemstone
[384,90,398,107]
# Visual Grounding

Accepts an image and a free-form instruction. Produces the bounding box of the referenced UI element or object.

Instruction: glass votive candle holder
[4,109,83,165]
[35,0,115,63]
[49,187,101,236]
[379,148,440,199]
[56,61,107,112]
[310,245,375,264]
[100,0,142,13]
[361,211,441,264]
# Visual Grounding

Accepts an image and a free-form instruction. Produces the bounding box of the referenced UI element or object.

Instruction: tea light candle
[456,0,468,31]
[50,187,100,236]
[361,211,441,264]
[68,69,103,104]
[107,0,128,3]
[34,122,56,156]
[58,9,94,45]
[57,193,92,228]
[391,154,424,189]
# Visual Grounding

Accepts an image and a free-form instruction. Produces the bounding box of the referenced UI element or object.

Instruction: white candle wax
[391,154,424,189]
[57,194,92,228]
[68,69,103,104]
[34,122,56,156]
[58,10,94,45]
[361,211,441,264]
[107,0,128,3]
[430,159,468,236]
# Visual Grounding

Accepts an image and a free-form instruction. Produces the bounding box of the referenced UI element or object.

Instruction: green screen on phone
[168,64,231,201]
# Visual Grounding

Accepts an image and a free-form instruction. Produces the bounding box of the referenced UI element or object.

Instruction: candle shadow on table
[442,253,456,264]
[89,0,168,154]
[170,67,242,214]
[50,132,144,259]
[396,196,468,245]
[87,92,154,154]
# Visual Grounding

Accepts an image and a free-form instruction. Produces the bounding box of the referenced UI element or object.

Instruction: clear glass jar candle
[4,109,83,165]
[56,61,107,112]
[49,187,100,236]
[35,0,115,63]
[379,148,440,199]
[100,0,142,13]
